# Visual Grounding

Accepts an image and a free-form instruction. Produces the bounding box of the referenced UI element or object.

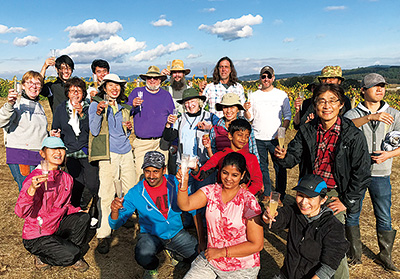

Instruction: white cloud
[283,38,295,43]
[198,14,263,41]
[203,8,216,12]
[13,36,39,47]
[65,19,123,42]
[151,18,173,27]
[0,24,26,34]
[324,6,347,11]
[187,53,202,59]
[59,35,146,63]
[133,42,191,62]
[273,19,283,25]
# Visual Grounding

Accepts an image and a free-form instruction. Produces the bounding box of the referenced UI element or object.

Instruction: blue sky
[1,0,399,80]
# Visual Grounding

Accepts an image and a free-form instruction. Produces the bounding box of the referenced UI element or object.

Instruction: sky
[0,0,399,80]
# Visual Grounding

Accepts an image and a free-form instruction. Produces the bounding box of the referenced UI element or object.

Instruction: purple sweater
[127,87,174,138]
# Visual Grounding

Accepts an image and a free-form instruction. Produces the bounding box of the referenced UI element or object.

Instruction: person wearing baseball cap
[109,151,198,278]
[244,65,291,203]
[263,174,348,279]
[344,73,400,271]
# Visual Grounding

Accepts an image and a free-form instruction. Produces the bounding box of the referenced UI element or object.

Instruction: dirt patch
[0,99,399,278]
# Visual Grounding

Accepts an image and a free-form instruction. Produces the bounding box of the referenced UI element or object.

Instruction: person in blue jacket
[109,151,198,279]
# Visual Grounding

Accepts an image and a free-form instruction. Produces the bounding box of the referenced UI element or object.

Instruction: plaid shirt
[203,82,245,118]
[209,116,260,162]
[314,117,341,188]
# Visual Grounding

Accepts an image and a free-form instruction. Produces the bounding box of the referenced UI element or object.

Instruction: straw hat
[170,59,191,75]
[139,66,167,82]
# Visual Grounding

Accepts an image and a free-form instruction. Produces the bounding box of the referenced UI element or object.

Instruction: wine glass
[40,160,49,190]
[167,61,171,71]
[103,94,109,106]
[50,49,57,58]
[277,127,286,149]
[114,180,126,212]
[14,77,22,102]
[180,154,190,187]
[172,108,179,116]
[269,191,280,229]
[122,113,130,134]
[137,91,143,111]
[299,91,305,110]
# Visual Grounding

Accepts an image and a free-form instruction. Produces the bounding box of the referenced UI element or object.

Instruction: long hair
[98,81,128,104]
[212,56,239,87]
[221,152,250,185]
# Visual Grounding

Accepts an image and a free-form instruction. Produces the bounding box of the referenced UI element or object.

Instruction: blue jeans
[8,164,36,191]
[256,139,287,197]
[135,229,198,270]
[346,176,392,231]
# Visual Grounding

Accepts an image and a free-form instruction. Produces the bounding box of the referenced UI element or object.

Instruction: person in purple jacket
[127,66,175,183]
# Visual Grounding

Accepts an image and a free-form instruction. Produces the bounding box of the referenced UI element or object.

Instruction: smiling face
[315,91,344,128]
[104,81,121,100]
[363,83,386,103]
[184,98,200,114]
[144,166,166,187]
[23,78,42,99]
[218,60,231,83]
[296,192,327,217]
[57,63,73,82]
[172,71,185,82]
[95,67,109,82]
[146,77,161,91]
[68,85,84,105]
[40,147,66,170]
[222,105,239,122]
[220,164,244,190]
[228,129,250,151]
[260,72,275,91]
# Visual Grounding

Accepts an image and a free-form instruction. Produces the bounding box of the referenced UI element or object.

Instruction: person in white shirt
[244,66,291,203]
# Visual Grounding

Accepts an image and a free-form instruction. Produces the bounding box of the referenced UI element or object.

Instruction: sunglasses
[261,73,272,79]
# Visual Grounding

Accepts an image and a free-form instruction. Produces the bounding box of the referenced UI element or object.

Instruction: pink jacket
[15,169,80,240]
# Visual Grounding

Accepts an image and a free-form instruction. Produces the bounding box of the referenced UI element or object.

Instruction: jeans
[346,176,392,231]
[256,139,287,197]
[8,164,36,191]
[135,229,198,270]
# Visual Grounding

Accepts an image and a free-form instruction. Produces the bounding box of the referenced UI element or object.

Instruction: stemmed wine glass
[114,180,126,212]
[40,160,49,190]
[137,91,143,111]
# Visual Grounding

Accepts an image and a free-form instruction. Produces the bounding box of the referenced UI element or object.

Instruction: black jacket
[41,77,67,113]
[277,116,370,214]
[271,205,349,279]
[52,101,90,154]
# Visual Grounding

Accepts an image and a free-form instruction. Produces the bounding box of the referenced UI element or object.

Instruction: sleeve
[108,190,137,230]
[243,194,262,219]
[210,113,220,126]
[162,125,178,142]
[268,205,293,231]
[51,105,63,130]
[249,130,260,162]
[343,109,360,121]
[0,102,15,128]
[88,101,103,137]
[15,174,37,218]
[192,151,223,181]
[282,96,292,120]
[247,155,263,195]
[40,83,52,98]
[276,130,304,169]
[341,129,371,214]
[237,84,246,105]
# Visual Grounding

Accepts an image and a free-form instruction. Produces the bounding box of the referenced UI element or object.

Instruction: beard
[171,77,186,91]
[146,81,160,91]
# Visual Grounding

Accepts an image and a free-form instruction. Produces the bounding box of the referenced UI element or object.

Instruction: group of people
[4,53,399,278]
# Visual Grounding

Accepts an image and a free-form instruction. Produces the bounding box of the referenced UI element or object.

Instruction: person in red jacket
[191,118,263,195]
[15,137,90,272]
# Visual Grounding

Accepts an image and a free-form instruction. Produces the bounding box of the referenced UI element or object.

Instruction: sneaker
[164,250,179,267]
[34,256,50,271]
[71,259,89,272]
[96,238,110,254]
[143,269,158,279]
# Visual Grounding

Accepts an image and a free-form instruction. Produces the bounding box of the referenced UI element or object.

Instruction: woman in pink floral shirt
[177,152,263,278]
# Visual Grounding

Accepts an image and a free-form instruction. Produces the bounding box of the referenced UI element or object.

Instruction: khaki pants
[97,151,136,239]
[132,138,169,183]
[327,189,350,279]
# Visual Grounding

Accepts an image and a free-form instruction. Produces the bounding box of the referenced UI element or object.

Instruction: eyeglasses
[261,73,272,79]
[25,81,42,87]
[69,88,83,94]
[59,65,72,72]
[316,99,340,106]
[147,77,161,80]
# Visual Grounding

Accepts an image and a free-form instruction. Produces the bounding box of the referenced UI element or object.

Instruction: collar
[186,109,202,117]
[357,100,389,114]
[21,91,40,102]
[317,117,341,134]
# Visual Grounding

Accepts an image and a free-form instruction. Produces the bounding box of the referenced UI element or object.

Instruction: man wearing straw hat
[128,66,175,183]
[244,66,291,204]
[161,59,191,111]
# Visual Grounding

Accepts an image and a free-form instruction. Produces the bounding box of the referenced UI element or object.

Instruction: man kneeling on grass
[109,151,198,279]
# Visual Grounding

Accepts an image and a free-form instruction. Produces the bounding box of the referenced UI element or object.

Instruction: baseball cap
[41,137,67,150]
[260,66,274,76]
[142,151,165,169]
[361,73,387,89]
[292,174,327,198]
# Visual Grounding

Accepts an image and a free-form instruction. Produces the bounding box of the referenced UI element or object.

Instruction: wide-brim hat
[318,65,344,81]
[170,59,191,75]
[139,66,167,82]
[99,73,127,88]
[177,88,206,104]
[292,174,327,198]
[215,93,245,111]
[306,77,320,91]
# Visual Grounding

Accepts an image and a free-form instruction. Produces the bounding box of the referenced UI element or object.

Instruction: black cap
[292,174,327,198]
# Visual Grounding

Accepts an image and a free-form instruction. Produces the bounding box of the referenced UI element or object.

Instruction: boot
[377,230,400,272]
[345,225,362,265]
